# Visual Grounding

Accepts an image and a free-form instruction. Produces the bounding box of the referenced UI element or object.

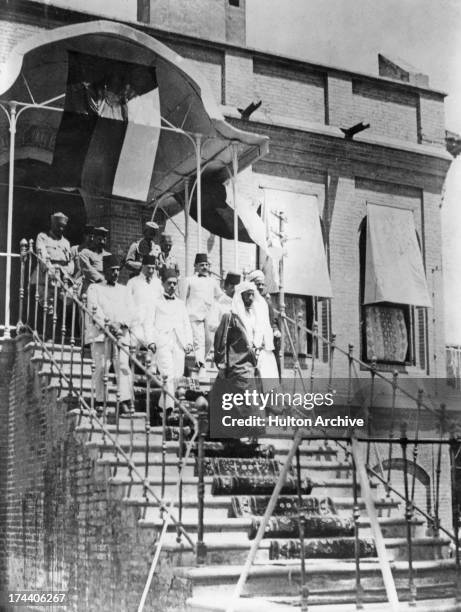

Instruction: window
[359,205,430,368]
[260,189,332,363]
[229,0,240,6]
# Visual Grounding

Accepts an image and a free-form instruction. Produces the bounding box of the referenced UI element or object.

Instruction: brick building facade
[0,1,457,609]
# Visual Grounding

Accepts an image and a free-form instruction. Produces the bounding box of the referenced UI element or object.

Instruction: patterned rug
[269,538,376,559]
[203,457,280,478]
[365,305,408,362]
[248,514,354,540]
[188,441,275,459]
[230,495,335,518]
[212,475,314,496]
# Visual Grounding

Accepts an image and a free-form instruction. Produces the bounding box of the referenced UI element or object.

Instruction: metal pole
[4,102,16,338]
[195,135,202,252]
[278,212,286,374]
[226,429,304,612]
[232,142,239,271]
[184,178,191,277]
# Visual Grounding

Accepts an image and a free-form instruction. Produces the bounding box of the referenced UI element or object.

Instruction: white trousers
[191,319,212,366]
[154,339,185,411]
[257,349,280,392]
[91,336,133,403]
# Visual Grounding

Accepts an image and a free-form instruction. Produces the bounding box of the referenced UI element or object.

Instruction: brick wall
[253,59,326,124]
[169,42,224,104]
[149,0,226,42]
[5,335,189,611]
[420,92,446,147]
[223,51,254,108]
[0,339,15,591]
[351,80,419,143]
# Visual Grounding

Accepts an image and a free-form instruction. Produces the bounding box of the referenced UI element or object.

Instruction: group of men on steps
[33,212,279,418]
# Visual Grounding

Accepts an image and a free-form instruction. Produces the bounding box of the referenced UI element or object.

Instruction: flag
[224,172,268,252]
[52,51,160,202]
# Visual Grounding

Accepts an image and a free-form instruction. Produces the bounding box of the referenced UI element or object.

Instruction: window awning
[0,20,269,207]
[364,203,431,307]
[264,189,332,298]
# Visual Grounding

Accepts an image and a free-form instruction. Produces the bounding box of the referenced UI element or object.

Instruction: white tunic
[127,273,163,343]
[182,275,223,322]
[85,282,135,344]
[145,294,193,350]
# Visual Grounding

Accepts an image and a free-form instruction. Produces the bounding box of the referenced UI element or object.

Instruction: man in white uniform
[127,254,163,345]
[182,253,223,369]
[144,268,193,411]
[86,254,135,416]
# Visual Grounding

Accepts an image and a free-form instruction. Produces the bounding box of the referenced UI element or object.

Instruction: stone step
[186,594,461,612]
[177,558,457,599]
[123,495,401,518]
[155,533,450,565]
[109,474,374,500]
[97,454,352,480]
[139,507,422,539]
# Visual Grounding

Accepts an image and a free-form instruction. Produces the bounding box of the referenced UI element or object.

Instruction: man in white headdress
[247,270,280,384]
[210,282,264,438]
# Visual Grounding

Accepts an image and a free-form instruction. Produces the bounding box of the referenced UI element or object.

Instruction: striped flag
[52,51,160,202]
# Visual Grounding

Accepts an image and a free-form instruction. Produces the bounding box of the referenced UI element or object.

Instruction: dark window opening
[284,294,315,358]
[229,0,240,6]
[359,216,427,368]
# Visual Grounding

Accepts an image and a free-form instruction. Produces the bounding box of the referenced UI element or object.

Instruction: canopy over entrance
[0,20,269,336]
[0,20,268,205]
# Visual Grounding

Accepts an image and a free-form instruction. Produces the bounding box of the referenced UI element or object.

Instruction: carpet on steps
[248,514,354,539]
[230,495,335,518]
[189,439,275,459]
[269,537,376,559]
[202,457,314,496]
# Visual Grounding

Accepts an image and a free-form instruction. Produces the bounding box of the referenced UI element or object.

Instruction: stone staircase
[31,341,460,612]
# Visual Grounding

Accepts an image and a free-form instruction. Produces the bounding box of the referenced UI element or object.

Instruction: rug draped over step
[269,537,376,559]
[230,495,335,518]
[213,475,314,496]
[189,440,275,459]
[248,514,354,539]
[204,457,314,495]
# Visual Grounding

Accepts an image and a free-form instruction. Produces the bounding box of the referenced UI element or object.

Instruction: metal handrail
[276,307,442,419]
[19,243,205,605]
[23,246,198,427]
[24,327,197,548]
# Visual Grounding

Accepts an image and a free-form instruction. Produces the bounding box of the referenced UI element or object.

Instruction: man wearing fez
[158,233,180,277]
[124,221,161,278]
[182,253,223,369]
[79,227,111,295]
[71,224,94,281]
[144,268,193,412]
[86,255,135,416]
[128,254,163,344]
[216,272,241,316]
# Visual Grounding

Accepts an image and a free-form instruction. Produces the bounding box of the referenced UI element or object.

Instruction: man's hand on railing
[148,342,157,354]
